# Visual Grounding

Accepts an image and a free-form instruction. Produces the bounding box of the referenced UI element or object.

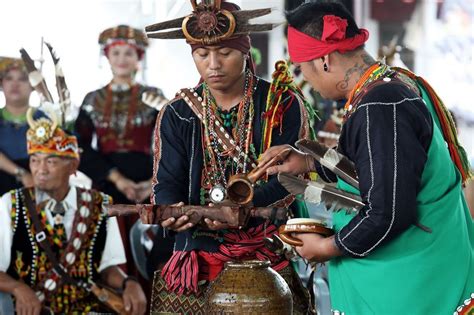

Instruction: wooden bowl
[278,218,334,247]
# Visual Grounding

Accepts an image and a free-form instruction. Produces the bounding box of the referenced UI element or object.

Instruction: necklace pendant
[209,185,226,203]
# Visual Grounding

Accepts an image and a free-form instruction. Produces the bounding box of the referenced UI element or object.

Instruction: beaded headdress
[20,44,79,160]
[99,25,148,58]
[145,0,276,45]
[0,57,27,83]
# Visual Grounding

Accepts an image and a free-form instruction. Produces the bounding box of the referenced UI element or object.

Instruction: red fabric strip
[287,25,369,63]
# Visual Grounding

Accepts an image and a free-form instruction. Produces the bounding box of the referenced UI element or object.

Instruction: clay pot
[206,260,293,314]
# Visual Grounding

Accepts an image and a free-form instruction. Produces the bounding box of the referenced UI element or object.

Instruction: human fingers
[258,145,291,166]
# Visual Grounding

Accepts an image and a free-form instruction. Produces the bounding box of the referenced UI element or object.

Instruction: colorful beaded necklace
[344,61,391,119]
[201,70,258,202]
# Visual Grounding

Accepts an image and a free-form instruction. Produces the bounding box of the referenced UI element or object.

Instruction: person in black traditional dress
[147,1,316,314]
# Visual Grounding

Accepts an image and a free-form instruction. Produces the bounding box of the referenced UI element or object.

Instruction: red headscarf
[288,15,369,63]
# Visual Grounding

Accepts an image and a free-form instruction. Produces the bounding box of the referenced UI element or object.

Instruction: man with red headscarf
[148,1,314,314]
[259,2,474,314]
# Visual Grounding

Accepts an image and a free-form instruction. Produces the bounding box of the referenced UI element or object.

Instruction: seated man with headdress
[0,107,147,314]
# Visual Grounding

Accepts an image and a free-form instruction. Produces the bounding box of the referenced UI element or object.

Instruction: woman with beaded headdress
[75,24,167,206]
[74,25,168,279]
[0,57,42,195]
[147,1,315,313]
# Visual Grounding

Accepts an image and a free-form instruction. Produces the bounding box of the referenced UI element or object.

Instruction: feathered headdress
[20,44,79,160]
[145,0,277,45]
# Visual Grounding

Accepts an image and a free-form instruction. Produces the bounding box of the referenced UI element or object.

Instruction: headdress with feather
[20,44,79,160]
[145,0,277,45]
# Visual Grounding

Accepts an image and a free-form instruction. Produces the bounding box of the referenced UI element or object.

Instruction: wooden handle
[247,147,292,183]
[91,284,128,315]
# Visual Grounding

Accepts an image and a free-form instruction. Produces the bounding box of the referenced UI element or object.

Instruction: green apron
[328,86,474,314]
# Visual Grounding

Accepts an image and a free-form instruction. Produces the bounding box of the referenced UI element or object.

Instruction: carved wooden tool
[105,204,288,228]
[227,147,292,205]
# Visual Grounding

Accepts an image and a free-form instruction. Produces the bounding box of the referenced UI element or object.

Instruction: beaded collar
[343,61,393,120]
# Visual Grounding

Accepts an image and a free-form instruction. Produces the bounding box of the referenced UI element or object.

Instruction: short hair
[286,1,361,40]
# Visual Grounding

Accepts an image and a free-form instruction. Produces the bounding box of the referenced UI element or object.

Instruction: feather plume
[296,139,359,189]
[19,48,54,104]
[45,42,70,126]
[146,30,186,40]
[278,173,363,214]
[236,23,279,33]
[145,17,185,32]
[233,8,273,21]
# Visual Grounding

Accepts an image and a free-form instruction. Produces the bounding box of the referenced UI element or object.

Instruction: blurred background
[0,0,472,156]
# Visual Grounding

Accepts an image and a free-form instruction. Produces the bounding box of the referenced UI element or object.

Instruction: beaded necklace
[201,70,258,202]
[216,106,238,128]
[344,62,391,119]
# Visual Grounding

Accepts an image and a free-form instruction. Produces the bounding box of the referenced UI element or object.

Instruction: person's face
[107,44,140,78]
[1,68,32,104]
[30,153,78,193]
[192,46,246,91]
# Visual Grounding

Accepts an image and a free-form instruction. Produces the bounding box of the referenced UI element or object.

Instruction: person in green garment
[259,2,474,314]
[0,57,35,194]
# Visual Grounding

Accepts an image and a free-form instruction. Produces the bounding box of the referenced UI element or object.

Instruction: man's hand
[258,145,315,176]
[293,234,342,262]
[160,202,195,232]
[122,280,147,315]
[203,218,230,230]
[12,282,42,315]
[203,203,230,230]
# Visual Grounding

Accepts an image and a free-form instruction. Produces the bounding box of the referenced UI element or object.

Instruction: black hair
[286,1,361,40]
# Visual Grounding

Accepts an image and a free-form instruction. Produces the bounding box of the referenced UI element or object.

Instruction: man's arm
[0,193,41,315]
[98,213,146,315]
[151,102,191,205]
[0,152,33,187]
[99,266,146,315]
[335,86,432,257]
[0,272,42,315]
